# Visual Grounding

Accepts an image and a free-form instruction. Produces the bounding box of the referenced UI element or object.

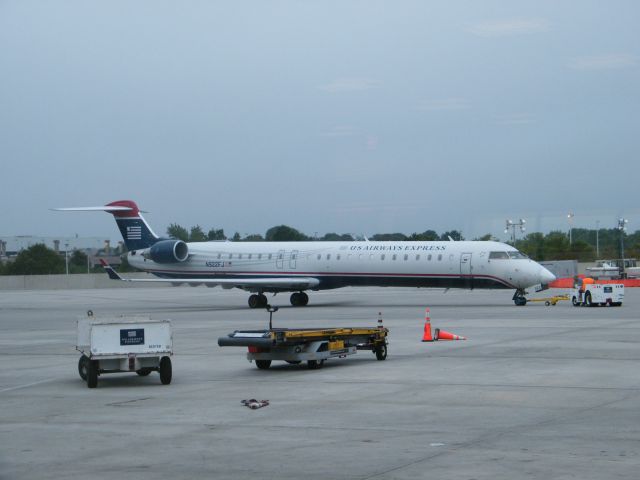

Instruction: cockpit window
[489,251,510,259]
[508,251,528,259]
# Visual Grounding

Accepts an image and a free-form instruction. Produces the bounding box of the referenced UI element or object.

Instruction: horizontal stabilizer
[99,259,123,280]
[52,206,133,212]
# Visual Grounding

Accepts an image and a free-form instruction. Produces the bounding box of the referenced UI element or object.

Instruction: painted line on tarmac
[0,378,58,393]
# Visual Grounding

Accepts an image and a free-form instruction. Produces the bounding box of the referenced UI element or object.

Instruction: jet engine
[147,240,189,263]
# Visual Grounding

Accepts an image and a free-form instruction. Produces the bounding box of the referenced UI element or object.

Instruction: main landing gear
[290,291,309,307]
[513,289,527,306]
[248,291,309,308]
[248,293,268,309]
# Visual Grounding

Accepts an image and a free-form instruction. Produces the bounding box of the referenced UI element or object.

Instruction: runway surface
[1,286,639,479]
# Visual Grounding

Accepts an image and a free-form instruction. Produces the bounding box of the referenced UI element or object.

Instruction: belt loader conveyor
[218,326,389,370]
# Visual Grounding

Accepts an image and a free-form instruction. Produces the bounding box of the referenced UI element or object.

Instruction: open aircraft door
[460,252,473,289]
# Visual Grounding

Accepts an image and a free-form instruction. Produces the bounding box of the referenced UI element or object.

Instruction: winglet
[99,258,124,281]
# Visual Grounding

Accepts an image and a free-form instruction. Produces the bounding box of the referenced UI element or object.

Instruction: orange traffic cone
[421,308,434,342]
[435,329,466,341]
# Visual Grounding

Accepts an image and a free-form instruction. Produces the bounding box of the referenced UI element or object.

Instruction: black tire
[298,292,309,306]
[514,297,527,306]
[572,296,579,307]
[307,359,324,369]
[290,292,301,306]
[285,360,301,365]
[159,356,172,385]
[248,294,261,309]
[585,292,593,307]
[290,292,309,307]
[87,360,98,388]
[78,355,89,381]
[375,344,388,361]
[255,359,271,370]
[545,301,551,306]
[258,294,268,308]
[136,368,152,376]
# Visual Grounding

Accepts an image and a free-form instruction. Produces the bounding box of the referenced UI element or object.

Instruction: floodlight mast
[567,213,574,245]
[504,218,526,245]
[618,218,628,275]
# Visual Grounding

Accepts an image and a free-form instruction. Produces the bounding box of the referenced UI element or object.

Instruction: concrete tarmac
[1,286,639,479]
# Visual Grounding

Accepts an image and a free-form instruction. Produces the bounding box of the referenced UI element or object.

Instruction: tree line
[2,225,638,275]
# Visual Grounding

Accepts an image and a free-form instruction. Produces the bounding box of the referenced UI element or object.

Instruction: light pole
[618,218,628,275]
[595,220,600,258]
[505,219,526,245]
[64,242,69,275]
[567,213,574,245]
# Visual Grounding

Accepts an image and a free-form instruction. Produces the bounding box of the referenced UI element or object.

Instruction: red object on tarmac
[435,329,466,341]
[421,308,434,342]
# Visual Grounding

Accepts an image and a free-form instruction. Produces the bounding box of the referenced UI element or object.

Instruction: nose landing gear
[513,289,527,306]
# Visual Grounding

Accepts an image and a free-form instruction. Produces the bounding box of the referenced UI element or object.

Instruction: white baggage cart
[76,312,173,388]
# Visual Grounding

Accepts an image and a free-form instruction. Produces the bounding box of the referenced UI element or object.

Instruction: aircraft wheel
[298,292,309,306]
[290,292,309,307]
[514,297,527,306]
[258,294,268,308]
[248,294,261,309]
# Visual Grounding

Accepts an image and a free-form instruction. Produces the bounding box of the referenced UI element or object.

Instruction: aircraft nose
[539,266,556,284]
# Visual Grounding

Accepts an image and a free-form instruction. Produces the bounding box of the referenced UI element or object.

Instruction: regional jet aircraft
[55,200,556,307]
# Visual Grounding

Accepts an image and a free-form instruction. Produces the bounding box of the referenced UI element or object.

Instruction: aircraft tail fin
[53,200,159,251]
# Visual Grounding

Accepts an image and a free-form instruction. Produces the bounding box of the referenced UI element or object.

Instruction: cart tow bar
[266,305,279,330]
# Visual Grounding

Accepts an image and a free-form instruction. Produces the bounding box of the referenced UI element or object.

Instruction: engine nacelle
[148,240,189,263]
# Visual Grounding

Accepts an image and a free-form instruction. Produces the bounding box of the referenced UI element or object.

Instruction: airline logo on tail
[126,225,142,240]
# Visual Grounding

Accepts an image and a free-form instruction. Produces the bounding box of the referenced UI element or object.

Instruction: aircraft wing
[99,260,320,290]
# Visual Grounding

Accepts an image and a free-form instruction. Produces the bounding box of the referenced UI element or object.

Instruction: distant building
[0,236,124,267]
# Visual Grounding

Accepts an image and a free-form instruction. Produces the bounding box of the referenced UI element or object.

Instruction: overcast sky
[1,1,639,243]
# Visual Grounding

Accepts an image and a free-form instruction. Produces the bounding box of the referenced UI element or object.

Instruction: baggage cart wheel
[285,360,301,365]
[87,360,98,388]
[255,359,272,370]
[572,296,579,307]
[159,357,172,385]
[307,359,324,370]
[375,344,388,361]
[78,355,89,381]
[136,368,152,376]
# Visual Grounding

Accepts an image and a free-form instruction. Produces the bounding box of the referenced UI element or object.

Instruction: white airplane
[55,200,556,307]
